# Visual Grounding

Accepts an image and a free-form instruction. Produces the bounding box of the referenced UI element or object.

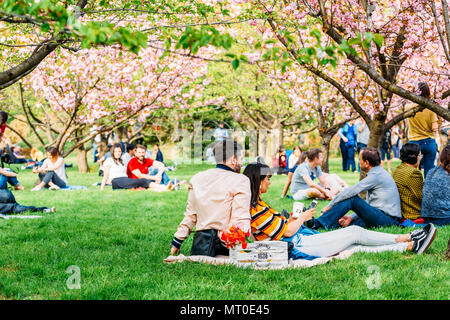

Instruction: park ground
[0,157,448,300]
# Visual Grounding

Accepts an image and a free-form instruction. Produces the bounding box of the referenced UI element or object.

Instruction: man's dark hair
[136,144,147,150]
[400,143,421,165]
[0,111,8,125]
[306,148,322,161]
[361,147,381,167]
[126,143,136,153]
[213,139,243,164]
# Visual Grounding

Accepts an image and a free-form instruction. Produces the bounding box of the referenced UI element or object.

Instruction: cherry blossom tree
[17,44,212,171]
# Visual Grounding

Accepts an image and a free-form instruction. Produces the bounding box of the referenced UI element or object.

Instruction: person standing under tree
[381,129,393,173]
[406,82,441,178]
[356,117,370,172]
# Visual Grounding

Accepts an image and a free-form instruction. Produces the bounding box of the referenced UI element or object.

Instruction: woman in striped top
[243,163,437,259]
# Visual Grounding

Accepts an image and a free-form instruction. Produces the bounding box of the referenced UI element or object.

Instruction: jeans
[409,138,437,178]
[339,139,348,171]
[0,170,20,189]
[315,196,401,229]
[148,168,171,185]
[381,147,391,160]
[111,177,151,190]
[38,171,67,188]
[295,226,408,257]
[0,189,47,214]
[345,145,356,172]
[422,217,450,226]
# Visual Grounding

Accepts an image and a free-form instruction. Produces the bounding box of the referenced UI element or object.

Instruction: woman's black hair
[243,163,271,206]
[400,143,421,165]
[418,82,431,98]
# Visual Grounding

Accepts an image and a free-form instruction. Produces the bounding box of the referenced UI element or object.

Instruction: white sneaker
[31,186,42,192]
[43,207,56,213]
[49,185,60,190]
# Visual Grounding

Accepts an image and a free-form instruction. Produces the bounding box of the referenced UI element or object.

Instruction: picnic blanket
[164,244,405,270]
[0,213,42,220]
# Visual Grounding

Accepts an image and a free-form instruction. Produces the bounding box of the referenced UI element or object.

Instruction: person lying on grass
[242,163,437,259]
[101,143,176,192]
[0,189,55,215]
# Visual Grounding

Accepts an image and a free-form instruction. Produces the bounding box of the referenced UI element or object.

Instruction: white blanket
[163,245,371,270]
[163,243,406,270]
[0,214,42,220]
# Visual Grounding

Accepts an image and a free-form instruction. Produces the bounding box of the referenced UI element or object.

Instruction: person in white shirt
[213,122,228,141]
[121,143,136,167]
[32,147,67,191]
[288,146,302,169]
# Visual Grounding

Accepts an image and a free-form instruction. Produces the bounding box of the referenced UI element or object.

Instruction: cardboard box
[230,241,288,268]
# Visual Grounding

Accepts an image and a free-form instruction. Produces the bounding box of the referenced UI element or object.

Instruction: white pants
[299,226,408,257]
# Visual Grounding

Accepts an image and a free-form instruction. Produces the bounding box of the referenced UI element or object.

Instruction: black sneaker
[411,223,436,254]
[410,224,432,241]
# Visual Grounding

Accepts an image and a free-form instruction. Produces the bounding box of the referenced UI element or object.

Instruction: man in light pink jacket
[170,139,251,256]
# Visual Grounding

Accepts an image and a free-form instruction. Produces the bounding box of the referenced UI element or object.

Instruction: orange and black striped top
[250,199,288,241]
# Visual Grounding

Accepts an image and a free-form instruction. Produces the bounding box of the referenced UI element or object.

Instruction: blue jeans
[316,196,400,229]
[409,138,437,178]
[339,139,348,171]
[423,217,450,226]
[0,170,20,189]
[38,171,66,188]
[0,189,47,214]
[148,168,171,185]
[345,145,356,172]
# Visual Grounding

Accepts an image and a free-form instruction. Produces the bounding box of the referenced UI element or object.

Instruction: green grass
[0,158,448,300]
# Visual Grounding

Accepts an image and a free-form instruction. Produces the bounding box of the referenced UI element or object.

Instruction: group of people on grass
[170,139,449,261]
[99,143,183,192]
[0,111,184,216]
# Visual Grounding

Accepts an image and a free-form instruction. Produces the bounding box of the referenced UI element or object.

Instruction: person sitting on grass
[290,148,333,201]
[127,144,174,186]
[243,163,437,259]
[306,147,402,230]
[153,143,164,163]
[0,167,25,190]
[31,147,67,191]
[0,189,55,214]
[392,143,424,221]
[121,143,136,167]
[420,145,450,226]
[169,139,251,257]
[101,144,174,192]
[282,151,347,199]
[281,151,308,198]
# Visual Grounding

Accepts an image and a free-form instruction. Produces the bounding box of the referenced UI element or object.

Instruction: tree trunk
[76,143,88,173]
[115,126,128,142]
[446,236,450,261]
[321,134,332,173]
[367,118,386,150]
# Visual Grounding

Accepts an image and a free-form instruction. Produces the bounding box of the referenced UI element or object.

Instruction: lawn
[0,158,448,300]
